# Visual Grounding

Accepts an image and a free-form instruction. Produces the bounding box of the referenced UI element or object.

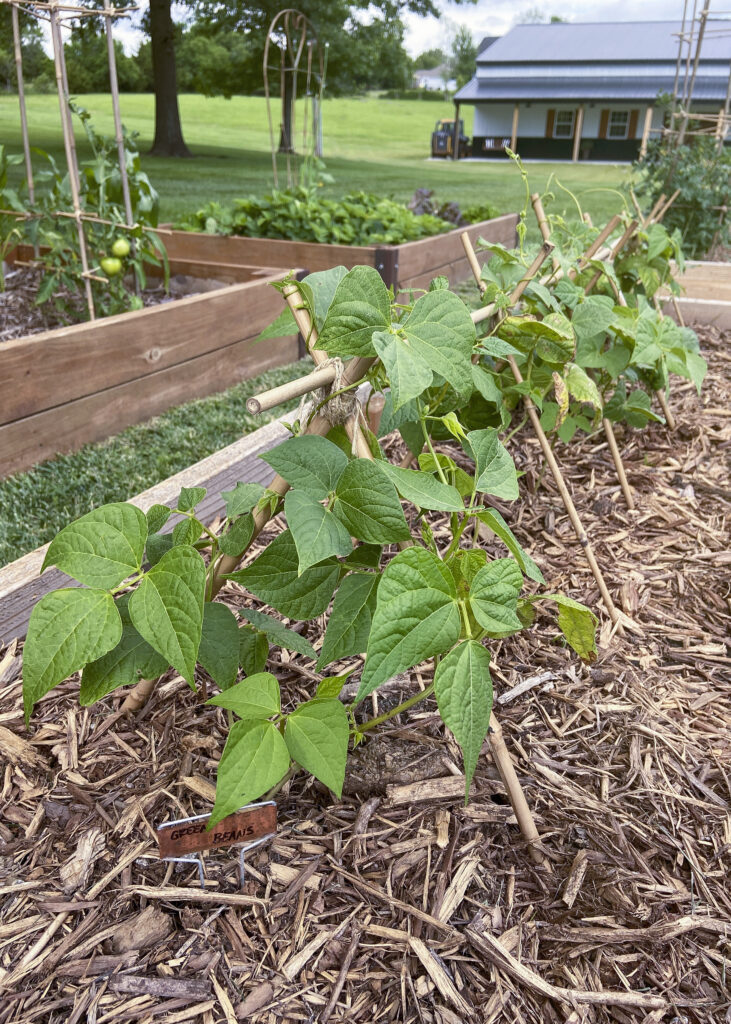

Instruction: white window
[608,111,630,139]
[554,110,575,139]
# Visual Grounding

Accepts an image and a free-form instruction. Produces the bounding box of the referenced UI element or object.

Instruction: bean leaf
[317,571,378,671]
[260,435,348,500]
[285,698,349,796]
[468,558,523,635]
[198,602,240,690]
[210,720,290,826]
[43,502,147,589]
[333,460,411,545]
[434,640,493,799]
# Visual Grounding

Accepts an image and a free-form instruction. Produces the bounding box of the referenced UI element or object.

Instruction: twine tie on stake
[295,356,357,428]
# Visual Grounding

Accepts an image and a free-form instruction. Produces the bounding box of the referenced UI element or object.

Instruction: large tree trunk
[149,0,192,157]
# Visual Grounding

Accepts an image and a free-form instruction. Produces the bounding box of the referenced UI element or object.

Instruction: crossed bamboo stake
[461,234,626,635]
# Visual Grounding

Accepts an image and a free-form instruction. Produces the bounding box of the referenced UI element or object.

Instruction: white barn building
[454,21,731,160]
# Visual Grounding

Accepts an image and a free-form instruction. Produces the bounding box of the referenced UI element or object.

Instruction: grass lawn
[0,93,634,226]
[0,360,310,568]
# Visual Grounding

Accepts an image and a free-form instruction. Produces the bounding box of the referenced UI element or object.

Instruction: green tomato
[111,237,131,258]
[100,257,123,277]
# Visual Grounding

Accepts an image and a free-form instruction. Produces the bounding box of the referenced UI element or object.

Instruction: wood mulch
[0,267,194,344]
[0,325,729,1023]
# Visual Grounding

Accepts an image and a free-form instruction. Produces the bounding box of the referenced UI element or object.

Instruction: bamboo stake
[529,199,635,511]
[461,232,624,632]
[247,364,338,414]
[573,214,623,273]
[11,3,34,205]
[49,3,95,321]
[583,219,638,296]
[651,188,681,225]
[642,193,666,229]
[103,0,138,292]
[471,242,555,324]
[488,714,550,869]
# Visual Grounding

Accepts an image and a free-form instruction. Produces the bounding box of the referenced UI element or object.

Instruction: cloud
[403,0,688,57]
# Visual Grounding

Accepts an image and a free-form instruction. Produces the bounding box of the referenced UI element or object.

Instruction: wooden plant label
[157,802,277,860]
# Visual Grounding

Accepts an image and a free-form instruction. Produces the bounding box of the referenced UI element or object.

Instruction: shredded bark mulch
[0,324,729,1023]
[0,267,194,344]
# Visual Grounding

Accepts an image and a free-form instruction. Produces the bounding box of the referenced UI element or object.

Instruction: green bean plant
[22,265,597,827]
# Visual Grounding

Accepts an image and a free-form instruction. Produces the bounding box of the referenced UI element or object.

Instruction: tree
[449,25,476,90]
[145,0,475,156]
[413,47,445,69]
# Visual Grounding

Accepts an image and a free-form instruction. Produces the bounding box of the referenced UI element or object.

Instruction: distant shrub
[382,88,450,102]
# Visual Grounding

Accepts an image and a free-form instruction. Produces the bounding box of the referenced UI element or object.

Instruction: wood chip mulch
[0,324,729,1023]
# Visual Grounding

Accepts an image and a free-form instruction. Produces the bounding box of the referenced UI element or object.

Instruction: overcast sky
[403,0,691,56]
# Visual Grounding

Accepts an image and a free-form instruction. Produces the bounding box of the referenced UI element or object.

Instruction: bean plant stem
[356,682,434,735]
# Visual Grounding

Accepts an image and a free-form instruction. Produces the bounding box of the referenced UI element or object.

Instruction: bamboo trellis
[1,0,139,320]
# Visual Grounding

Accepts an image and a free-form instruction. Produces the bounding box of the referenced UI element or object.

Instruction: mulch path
[0,325,729,1023]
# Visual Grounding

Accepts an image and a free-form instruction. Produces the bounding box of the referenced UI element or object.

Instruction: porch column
[639,105,654,160]
[510,103,519,152]
[452,101,461,160]
[572,104,584,162]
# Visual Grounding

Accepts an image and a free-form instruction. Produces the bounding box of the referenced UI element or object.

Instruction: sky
[53,0,695,57]
[403,0,690,56]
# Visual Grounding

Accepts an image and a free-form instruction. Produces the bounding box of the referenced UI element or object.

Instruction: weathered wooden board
[0,333,298,476]
[664,296,731,330]
[675,261,731,303]
[0,273,289,428]
[397,214,518,284]
[0,418,289,644]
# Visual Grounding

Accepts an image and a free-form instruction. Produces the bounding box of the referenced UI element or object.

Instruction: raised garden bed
[664,260,731,329]
[165,212,520,295]
[0,249,300,477]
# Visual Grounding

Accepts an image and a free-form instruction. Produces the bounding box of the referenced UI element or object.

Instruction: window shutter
[628,110,639,138]
[599,110,609,138]
[545,109,555,138]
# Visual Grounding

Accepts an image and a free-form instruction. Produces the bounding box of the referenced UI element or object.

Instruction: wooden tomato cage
[161,213,521,296]
[0,253,300,478]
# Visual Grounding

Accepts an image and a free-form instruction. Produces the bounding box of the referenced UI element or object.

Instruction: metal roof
[456,76,726,104]
[475,21,731,65]
[456,20,731,104]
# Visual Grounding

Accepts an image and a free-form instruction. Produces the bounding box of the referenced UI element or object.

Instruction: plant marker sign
[157,801,277,887]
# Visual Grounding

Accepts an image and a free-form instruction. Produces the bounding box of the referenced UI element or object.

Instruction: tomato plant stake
[530,196,635,511]
[461,232,625,633]
[49,5,95,321]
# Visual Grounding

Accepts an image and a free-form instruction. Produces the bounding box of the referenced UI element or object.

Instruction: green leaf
[343,544,382,569]
[563,363,602,409]
[24,589,122,721]
[226,530,340,620]
[218,513,255,558]
[316,671,353,698]
[683,350,707,393]
[256,306,298,341]
[284,490,353,573]
[475,508,545,583]
[43,503,147,590]
[358,547,460,701]
[239,607,317,660]
[207,671,280,718]
[128,545,206,687]
[372,330,433,410]
[468,558,523,634]
[316,265,391,357]
[260,435,348,500]
[177,486,206,512]
[571,295,615,341]
[302,266,349,330]
[146,504,171,535]
[434,640,493,799]
[210,719,290,826]
[172,516,203,547]
[380,463,464,512]
[145,533,173,567]
[472,364,503,405]
[285,698,349,796]
[464,429,519,501]
[239,625,269,675]
[505,312,575,365]
[316,571,378,671]
[221,482,266,518]
[541,593,598,661]
[401,290,475,401]
[333,460,410,545]
[198,602,240,690]
[80,595,168,705]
